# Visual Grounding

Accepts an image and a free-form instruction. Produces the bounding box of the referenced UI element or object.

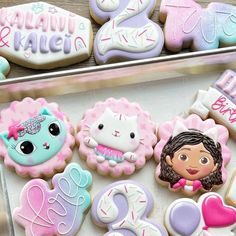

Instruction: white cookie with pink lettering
[0,2,93,69]
[76,98,157,177]
[190,70,236,138]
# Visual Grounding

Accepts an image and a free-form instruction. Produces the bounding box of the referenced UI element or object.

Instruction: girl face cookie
[14,163,92,236]
[76,97,157,177]
[154,114,231,195]
[165,193,236,236]
[0,97,75,178]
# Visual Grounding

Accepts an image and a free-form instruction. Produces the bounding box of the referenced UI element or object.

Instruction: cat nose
[43,142,50,149]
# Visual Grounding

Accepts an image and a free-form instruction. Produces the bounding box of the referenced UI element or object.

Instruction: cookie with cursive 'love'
[160,0,236,52]
[76,97,157,177]
[14,163,92,236]
[0,2,93,69]
[0,97,75,178]
[154,114,231,195]
[190,70,236,138]
[165,192,236,236]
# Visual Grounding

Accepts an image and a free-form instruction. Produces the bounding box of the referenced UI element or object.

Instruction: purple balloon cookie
[89,0,164,64]
[91,180,168,236]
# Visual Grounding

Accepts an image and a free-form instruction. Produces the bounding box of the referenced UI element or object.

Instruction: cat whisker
[139,142,144,145]
[140,138,144,141]
[84,124,90,128]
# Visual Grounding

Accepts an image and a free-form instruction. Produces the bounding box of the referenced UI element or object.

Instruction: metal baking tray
[1,46,236,103]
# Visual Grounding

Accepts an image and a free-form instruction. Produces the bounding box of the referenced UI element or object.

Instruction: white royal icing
[96,0,160,55]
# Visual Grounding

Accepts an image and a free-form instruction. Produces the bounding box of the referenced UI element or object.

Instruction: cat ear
[203,127,218,145]
[38,107,53,116]
[172,121,188,137]
[0,132,9,147]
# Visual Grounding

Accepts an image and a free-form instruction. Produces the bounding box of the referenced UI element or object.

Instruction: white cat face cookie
[76,97,157,177]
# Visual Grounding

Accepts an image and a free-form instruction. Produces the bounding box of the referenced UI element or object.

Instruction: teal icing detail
[0,107,67,166]
[0,57,10,80]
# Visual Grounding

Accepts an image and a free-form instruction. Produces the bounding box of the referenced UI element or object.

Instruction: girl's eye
[48,121,61,136]
[16,141,36,155]
[98,124,104,130]
[200,156,210,165]
[130,132,135,139]
[178,154,188,162]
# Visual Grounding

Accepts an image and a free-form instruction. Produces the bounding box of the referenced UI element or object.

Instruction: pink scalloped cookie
[14,163,92,236]
[0,97,75,178]
[154,114,231,195]
[76,98,157,177]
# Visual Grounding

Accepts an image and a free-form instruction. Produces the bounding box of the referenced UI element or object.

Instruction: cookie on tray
[0,97,75,178]
[154,114,231,195]
[76,97,157,177]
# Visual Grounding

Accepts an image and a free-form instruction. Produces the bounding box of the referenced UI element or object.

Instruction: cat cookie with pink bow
[191,70,236,138]
[165,192,236,236]
[154,114,231,195]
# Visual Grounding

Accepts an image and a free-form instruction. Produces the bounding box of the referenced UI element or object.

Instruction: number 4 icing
[13,163,92,236]
[90,0,164,64]
[91,180,168,236]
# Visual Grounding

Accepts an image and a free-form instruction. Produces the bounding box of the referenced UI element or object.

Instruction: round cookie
[0,57,10,80]
[154,114,231,195]
[0,97,75,178]
[91,180,168,236]
[90,0,164,64]
[76,97,157,177]
[165,192,236,236]
[14,163,92,236]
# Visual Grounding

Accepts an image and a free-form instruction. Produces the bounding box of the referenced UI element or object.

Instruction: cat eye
[98,124,104,130]
[130,132,135,139]
[48,121,61,136]
[15,140,36,155]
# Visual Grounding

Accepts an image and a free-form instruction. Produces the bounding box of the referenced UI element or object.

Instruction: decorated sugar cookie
[92,180,168,236]
[14,163,92,236]
[0,57,10,79]
[76,98,157,177]
[0,97,75,178]
[225,172,236,208]
[0,2,93,69]
[160,0,236,52]
[90,0,164,64]
[165,192,236,236]
[154,114,231,195]
[191,70,236,138]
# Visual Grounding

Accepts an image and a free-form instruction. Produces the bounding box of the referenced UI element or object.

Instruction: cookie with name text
[0,97,75,178]
[76,97,157,177]
[0,2,93,69]
[154,114,231,195]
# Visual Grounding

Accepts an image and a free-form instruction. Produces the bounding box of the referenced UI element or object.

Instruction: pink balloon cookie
[90,0,164,64]
[0,97,75,178]
[154,114,231,195]
[0,2,93,69]
[14,163,92,236]
[191,70,236,138]
[165,192,236,236]
[76,97,157,177]
[91,180,168,236]
[160,0,236,52]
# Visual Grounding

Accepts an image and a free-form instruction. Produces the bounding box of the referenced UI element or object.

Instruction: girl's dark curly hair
[159,131,223,191]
